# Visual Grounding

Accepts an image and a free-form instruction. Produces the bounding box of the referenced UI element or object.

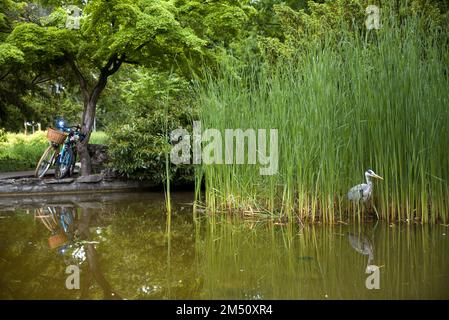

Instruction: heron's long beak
[371,173,383,180]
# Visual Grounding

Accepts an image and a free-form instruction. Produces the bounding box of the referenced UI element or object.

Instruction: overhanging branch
[0,68,12,81]
[65,54,90,103]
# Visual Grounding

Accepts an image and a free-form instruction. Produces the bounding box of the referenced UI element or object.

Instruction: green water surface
[0,192,448,299]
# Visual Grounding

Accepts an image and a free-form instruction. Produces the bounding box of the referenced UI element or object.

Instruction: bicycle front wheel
[55,148,74,179]
[35,146,57,178]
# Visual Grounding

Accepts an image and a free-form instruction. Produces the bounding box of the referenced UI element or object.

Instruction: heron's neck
[365,175,372,185]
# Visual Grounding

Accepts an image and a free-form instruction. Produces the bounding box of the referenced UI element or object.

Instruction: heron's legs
[364,198,379,221]
[371,200,380,220]
[373,205,380,220]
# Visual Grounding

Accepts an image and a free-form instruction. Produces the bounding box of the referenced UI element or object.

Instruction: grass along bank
[194,17,449,224]
[0,130,109,172]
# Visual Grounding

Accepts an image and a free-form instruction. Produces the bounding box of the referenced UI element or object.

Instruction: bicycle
[35,120,85,179]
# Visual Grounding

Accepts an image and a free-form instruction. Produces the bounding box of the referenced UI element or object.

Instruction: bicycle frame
[56,139,70,167]
[55,126,84,170]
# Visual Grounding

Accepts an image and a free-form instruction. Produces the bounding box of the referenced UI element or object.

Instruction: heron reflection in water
[348,223,378,273]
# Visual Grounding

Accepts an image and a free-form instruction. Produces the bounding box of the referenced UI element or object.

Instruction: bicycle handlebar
[63,125,81,131]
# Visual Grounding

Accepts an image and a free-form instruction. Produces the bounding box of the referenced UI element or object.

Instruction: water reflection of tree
[77,208,122,299]
[1,200,199,299]
[35,206,122,299]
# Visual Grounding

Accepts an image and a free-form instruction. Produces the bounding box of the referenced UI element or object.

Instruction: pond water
[0,192,448,300]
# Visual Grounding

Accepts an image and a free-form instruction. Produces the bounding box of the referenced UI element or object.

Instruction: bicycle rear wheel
[35,146,57,178]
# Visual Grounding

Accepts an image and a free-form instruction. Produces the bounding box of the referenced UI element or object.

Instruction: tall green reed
[195,15,449,223]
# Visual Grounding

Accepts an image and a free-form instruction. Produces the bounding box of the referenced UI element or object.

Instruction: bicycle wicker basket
[47,127,67,145]
[48,233,68,249]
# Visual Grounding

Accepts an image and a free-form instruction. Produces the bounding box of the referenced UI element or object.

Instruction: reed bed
[195,16,449,224]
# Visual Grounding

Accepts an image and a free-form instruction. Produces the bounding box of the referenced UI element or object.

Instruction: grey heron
[348,169,383,218]
[348,169,383,202]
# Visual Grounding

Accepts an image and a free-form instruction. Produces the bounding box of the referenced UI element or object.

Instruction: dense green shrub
[107,68,196,184]
[108,119,194,184]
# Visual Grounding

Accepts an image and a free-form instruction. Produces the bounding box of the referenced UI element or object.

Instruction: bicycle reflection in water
[34,206,122,299]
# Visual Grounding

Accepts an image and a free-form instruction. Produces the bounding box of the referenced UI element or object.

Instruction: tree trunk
[78,82,106,176]
[67,54,123,176]
[78,100,95,176]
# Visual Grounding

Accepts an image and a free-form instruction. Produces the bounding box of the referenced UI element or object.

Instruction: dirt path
[0,170,54,180]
